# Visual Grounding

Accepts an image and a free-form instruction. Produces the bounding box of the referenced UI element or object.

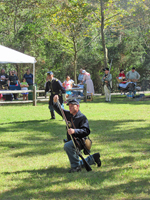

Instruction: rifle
[109,59,113,71]
[56,99,92,172]
[109,59,113,88]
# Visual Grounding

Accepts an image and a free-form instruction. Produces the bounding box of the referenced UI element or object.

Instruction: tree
[41,0,97,83]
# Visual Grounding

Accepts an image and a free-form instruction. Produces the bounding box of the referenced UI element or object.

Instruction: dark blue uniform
[53,103,90,140]
[45,78,66,119]
[53,101,101,172]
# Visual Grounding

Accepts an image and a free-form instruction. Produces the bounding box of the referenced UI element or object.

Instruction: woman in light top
[81,70,94,95]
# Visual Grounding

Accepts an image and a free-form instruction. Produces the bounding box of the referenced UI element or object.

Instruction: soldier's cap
[66,99,79,106]
[103,68,109,71]
[132,67,135,70]
[47,71,53,75]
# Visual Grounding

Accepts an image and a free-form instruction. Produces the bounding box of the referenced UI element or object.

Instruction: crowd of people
[116,67,140,99]
[102,66,141,102]
[0,66,141,103]
[0,68,33,101]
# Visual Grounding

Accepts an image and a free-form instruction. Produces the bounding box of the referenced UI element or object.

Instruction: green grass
[0,96,150,200]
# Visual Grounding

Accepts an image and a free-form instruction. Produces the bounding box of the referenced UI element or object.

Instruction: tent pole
[33,63,35,84]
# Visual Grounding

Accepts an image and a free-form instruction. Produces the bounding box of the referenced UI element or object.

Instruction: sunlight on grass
[0,96,150,200]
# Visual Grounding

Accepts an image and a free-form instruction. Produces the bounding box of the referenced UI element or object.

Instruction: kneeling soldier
[53,96,101,173]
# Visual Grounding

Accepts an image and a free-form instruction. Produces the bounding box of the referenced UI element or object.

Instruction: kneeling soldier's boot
[50,111,55,119]
[92,153,101,167]
[69,166,81,173]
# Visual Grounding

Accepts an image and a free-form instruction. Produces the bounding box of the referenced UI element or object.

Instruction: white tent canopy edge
[0,45,37,84]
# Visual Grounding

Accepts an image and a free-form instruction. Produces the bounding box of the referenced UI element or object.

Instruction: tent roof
[0,45,36,64]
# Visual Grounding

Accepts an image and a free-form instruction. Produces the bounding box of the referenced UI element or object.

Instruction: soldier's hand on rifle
[53,95,59,103]
[68,128,75,135]
[105,81,108,83]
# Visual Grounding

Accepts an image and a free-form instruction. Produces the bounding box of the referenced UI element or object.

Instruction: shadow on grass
[108,156,135,167]
[0,119,49,126]
[1,116,150,199]
[1,166,149,200]
[0,118,150,158]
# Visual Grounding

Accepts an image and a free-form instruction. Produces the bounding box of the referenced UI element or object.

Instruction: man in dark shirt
[0,69,9,89]
[53,96,101,173]
[8,70,20,100]
[45,71,66,119]
[23,69,33,86]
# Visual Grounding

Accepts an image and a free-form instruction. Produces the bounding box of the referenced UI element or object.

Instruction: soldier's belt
[51,92,61,96]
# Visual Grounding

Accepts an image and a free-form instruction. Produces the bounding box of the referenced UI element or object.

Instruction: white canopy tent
[0,45,37,84]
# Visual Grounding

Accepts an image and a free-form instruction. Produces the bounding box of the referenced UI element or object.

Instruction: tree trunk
[100,0,107,68]
[73,36,77,84]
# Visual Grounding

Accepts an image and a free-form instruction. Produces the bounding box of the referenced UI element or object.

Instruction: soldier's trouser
[48,103,64,111]
[64,140,95,168]
[104,85,111,101]
[49,104,54,112]
[48,103,64,119]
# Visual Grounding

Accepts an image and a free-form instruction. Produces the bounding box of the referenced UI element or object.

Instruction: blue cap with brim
[67,99,79,105]
[47,71,53,75]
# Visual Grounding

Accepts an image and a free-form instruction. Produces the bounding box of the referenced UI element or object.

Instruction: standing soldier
[102,68,112,102]
[45,71,66,119]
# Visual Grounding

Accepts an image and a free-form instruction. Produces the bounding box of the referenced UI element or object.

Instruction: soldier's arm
[53,95,70,117]
[106,74,112,81]
[73,117,90,138]
[45,81,50,94]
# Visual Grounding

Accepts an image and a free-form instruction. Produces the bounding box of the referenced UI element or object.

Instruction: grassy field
[0,96,150,200]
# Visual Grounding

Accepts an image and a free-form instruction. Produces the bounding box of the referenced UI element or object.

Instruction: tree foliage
[0,0,150,91]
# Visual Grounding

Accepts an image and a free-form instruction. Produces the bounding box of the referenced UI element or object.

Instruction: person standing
[81,70,94,95]
[45,71,66,119]
[102,68,112,102]
[8,70,20,100]
[53,96,101,173]
[78,68,84,84]
[23,69,33,86]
